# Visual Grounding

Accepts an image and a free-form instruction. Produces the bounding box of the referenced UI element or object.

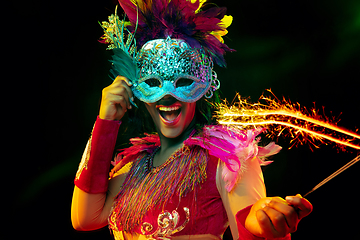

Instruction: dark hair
[114,91,221,150]
[194,91,221,130]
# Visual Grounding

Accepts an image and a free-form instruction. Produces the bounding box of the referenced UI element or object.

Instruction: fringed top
[108,125,281,236]
[109,144,207,233]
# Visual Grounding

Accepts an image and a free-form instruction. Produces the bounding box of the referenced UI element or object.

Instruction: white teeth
[158,106,180,111]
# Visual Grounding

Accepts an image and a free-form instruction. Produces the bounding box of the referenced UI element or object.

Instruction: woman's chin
[159,125,184,139]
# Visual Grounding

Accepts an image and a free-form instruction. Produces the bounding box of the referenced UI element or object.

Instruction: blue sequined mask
[131,38,220,103]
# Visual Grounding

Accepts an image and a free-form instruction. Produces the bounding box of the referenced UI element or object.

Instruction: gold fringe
[109,145,208,233]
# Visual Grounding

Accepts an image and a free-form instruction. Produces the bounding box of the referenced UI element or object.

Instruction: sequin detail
[133,37,217,103]
[75,124,95,180]
[108,145,207,233]
[141,207,190,240]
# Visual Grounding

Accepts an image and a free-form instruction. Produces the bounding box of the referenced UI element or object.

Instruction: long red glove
[74,116,121,193]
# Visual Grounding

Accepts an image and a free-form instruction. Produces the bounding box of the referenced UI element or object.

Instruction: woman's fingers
[256,207,290,238]
[257,202,293,238]
[257,194,313,238]
[108,93,127,112]
[114,75,133,86]
[266,199,299,232]
[99,76,135,120]
[286,194,313,220]
[255,209,276,238]
[114,76,134,105]
[247,195,313,239]
[112,76,134,109]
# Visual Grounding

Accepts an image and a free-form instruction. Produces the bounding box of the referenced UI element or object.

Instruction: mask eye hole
[145,78,161,87]
[176,78,194,88]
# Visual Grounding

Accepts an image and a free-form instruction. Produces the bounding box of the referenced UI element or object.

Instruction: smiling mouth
[156,103,182,124]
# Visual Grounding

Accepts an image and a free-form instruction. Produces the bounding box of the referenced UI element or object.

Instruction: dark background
[11,0,360,239]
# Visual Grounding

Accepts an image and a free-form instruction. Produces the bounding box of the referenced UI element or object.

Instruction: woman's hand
[99,76,134,121]
[245,194,313,238]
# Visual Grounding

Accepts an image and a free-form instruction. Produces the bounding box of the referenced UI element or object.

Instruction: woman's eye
[176,78,194,88]
[145,78,161,87]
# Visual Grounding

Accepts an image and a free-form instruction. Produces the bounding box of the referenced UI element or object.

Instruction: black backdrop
[12,0,360,239]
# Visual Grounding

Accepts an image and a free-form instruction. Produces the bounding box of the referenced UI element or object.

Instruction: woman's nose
[157,95,178,105]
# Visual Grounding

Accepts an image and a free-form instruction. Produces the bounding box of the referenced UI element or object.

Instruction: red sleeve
[74,116,121,193]
[235,205,291,240]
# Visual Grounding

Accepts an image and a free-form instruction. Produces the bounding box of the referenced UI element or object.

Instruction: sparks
[216,90,360,151]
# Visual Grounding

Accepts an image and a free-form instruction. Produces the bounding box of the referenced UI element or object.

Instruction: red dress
[106,126,288,240]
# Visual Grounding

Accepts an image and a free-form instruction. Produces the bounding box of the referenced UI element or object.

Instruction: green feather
[110,48,139,83]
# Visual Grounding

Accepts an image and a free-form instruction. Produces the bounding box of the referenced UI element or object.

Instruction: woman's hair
[194,91,221,130]
[114,91,221,150]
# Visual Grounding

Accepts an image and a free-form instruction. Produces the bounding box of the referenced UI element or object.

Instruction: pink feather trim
[184,126,281,191]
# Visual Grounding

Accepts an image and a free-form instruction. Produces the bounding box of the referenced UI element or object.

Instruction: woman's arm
[216,156,266,239]
[71,168,129,231]
[71,76,133,231]
[71,187,109,231]
[217,156,312,239]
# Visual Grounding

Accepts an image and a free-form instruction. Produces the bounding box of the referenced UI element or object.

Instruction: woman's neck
[153,118,196,167]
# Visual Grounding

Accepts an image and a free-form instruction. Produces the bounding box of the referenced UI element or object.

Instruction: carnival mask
[131,38,220,103]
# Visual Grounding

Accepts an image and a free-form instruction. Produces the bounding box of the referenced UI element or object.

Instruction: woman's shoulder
[188,124,281,192]
[185,125,264,169]
[110,133,160,178]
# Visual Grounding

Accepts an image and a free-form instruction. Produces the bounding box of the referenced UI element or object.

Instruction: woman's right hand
[99,76,134,121]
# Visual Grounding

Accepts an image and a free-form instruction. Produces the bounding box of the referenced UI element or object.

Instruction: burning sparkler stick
[303,155,360,197]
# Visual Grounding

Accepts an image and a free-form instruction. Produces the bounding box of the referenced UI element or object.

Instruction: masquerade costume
[72,0,291,239]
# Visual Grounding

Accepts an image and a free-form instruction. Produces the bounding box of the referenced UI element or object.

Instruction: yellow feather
[220,15,233,28]
[192,0,207,13]
[210,15,233,43]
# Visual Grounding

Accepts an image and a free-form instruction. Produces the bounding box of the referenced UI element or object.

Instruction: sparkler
[216,90,360,196]
[216,90,360,151]
[303,155,360,197]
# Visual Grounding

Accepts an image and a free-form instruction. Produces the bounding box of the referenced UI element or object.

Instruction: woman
[71,1,312,239]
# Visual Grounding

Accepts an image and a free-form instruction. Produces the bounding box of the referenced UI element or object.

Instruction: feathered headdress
[101,0,233,67]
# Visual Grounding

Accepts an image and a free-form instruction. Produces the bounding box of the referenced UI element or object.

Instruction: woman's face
[145,95,196,139]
